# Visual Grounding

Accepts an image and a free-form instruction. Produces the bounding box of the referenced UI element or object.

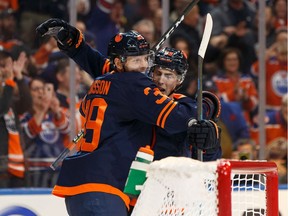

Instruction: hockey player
[150,47,221,161]
[127,47,221,214]
[36,19,221,216]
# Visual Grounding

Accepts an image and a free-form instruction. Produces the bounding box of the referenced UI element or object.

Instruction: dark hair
[55,58,70,75]
[28,77,46,88]
[170,35,192,52]
[218,47,243,71]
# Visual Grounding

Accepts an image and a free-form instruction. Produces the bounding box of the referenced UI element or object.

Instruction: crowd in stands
[0,0,287,188]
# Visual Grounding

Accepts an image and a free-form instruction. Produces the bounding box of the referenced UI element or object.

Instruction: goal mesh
[131,157,278,216]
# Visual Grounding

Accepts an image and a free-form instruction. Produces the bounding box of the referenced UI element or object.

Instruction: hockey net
[131,157,278,216]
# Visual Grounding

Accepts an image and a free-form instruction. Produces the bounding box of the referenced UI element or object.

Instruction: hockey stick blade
[152,0,200,51]
[198,13,213,59]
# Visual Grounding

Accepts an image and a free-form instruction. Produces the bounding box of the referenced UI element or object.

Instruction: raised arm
[36,18,112,78]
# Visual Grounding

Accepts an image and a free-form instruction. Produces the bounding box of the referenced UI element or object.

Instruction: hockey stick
[50,129,84,170]
[152,0,200,51]
[197,13,213,161]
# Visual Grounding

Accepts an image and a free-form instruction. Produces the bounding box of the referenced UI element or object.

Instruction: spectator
[123,0,145,29]
[20,78,70,187]
[265,28,288,61]
[75,20,97,48]
[0,50,31,188]
[209,0,257,73]
[251,40,287,111]
[0,0,19,12]
[198,0,220,16]
[272,0,287,30]
[152,8,162,42]
[250,94,287,184]
[252,5,277,51]
[54,58,85,133]
[231,138,257,160]
[213,47,258,125]
[145,0,161,19]
[251,93,287,147]
[10,44,39,78]
[133,19,156,47]
[32,36,60,70]
[170,35,197,74]
[0,9,23,51]
[18,0,69,49]
[170,0,191,22]
[265,139,287,184]
[86,0,125,56]
[74,0,91,23]
[170,4,201,67]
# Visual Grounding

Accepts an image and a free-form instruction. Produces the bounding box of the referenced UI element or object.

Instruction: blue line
[0,188,52,195]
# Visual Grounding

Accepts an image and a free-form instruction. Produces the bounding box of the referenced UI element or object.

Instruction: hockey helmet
[107,30,150,62]
[154,47,188,83]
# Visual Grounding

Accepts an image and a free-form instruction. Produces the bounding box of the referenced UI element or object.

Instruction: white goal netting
[131,157,218,216]
[131,157,278,216]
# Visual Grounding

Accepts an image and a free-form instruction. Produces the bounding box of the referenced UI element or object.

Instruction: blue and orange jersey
[53,43,211,209]
[53,74,209,208]
[152,93,222,161]
[20,111,69,157]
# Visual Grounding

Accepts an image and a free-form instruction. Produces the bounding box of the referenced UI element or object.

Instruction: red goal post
[217,159,278,216]
[131,157,278,216]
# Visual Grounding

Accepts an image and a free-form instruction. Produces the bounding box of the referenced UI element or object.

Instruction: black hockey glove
[187,119,221,151]
[202,91,221,122]
[36,18,84,55]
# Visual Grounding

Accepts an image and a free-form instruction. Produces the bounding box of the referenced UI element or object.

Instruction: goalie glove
[36,18,84,55]
[187,119,221,151]
[202,91,221,122]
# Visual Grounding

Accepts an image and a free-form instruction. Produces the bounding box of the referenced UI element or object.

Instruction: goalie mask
[152,47,188,84]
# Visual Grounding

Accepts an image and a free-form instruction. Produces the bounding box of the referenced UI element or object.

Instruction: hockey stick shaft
[152,0,200,51]
[197,13,213,161]
[50,129,84,170]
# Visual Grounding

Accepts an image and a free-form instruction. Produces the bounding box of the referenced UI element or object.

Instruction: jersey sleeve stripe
[160,101,177,128]
[156,100,175,127]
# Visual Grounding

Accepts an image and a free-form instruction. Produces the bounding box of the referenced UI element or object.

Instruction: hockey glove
[36,18,84,55]
[187,119,221,150]
[202,91,221,122]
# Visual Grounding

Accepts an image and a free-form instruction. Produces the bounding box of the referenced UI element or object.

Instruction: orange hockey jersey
[251,58,287,110]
